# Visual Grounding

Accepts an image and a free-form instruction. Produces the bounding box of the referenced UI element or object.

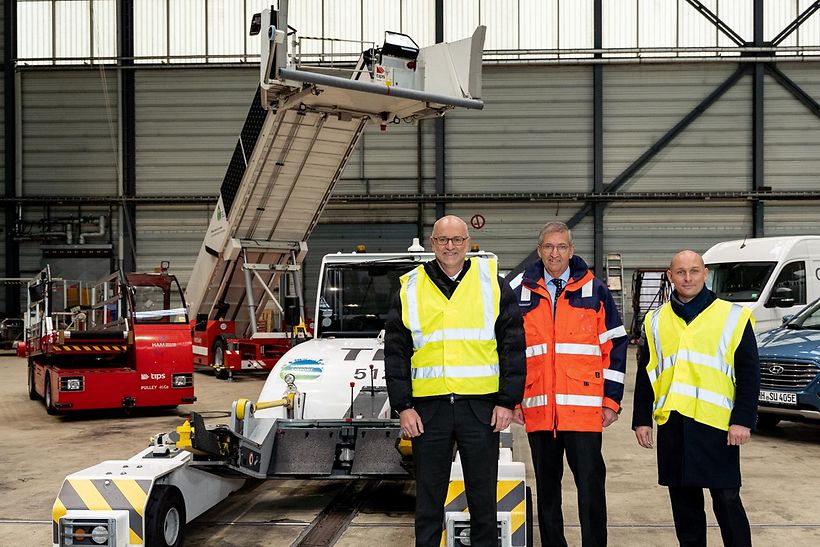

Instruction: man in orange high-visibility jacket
[512,221,628,547]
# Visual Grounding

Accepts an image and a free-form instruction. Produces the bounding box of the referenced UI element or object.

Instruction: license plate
[759,390,797,405]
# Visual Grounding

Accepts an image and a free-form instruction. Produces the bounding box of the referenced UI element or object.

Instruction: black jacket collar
[670,287,716,324]
[423,258,471,299]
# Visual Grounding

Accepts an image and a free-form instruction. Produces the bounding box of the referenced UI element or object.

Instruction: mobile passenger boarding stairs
[187,0,486,378]
[51,2,507,546]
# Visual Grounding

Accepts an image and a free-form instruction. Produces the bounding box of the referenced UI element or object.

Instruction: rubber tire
[212,339,229,380]
[525,486,534,547]
[145,485,186,547]
[44,375,57,415]
[757,414,781,429]
[28,363,39,400]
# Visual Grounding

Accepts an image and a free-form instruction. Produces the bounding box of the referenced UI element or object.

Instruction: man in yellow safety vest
[385,215,526,547]
[633,250,760,547]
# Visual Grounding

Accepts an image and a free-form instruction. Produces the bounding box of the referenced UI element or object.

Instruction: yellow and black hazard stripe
[52,345,128,352]
[53,478,152,545]
[441,479,527,546]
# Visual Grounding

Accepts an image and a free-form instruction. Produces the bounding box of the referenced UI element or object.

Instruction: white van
[702,236,820,333]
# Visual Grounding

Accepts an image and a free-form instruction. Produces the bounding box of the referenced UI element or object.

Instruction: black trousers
[668,486,752,547]
[411,398,499,547]
[528,431,607,547]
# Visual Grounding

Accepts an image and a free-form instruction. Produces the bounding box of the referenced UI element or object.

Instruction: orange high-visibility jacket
[514,256,628,432]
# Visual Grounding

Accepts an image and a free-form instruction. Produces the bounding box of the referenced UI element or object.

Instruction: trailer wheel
[212,339,229,380]
[145,485,186,547]
[525,486,534,547]
[44,375,57,415]
[27,363,39,400]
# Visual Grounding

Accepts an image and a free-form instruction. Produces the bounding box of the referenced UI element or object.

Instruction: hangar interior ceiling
[3,0,820,327]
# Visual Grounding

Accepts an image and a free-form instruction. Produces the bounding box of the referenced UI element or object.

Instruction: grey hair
[538,221,573,245]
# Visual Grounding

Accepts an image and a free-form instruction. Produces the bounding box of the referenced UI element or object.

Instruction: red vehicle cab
[24,265,195,414]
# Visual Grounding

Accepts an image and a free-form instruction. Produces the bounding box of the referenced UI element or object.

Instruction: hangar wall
[8,61,820,322]
[1,0,7,312]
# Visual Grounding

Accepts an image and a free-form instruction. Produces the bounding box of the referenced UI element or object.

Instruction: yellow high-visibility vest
[644,298,753,431]
[400,257,501,397]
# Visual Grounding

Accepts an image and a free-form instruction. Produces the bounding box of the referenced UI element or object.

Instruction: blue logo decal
[280,358,324,381]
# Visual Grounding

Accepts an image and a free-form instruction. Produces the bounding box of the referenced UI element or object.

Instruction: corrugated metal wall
[0,0,4,58]
[20,70,119,196]
[1,0,6,316]
[133,68,255,289]
[764,63,820,192]
[10,60,820,322]
[135,205,209,287]
[446,66,592,194]
[605,203,752,268]
[604,64,751,192]
[763,204,820,236]
[135,68,256,196]
[0,100,4,200]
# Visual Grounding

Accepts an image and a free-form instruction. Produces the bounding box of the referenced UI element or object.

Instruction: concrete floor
[1,351,819,546]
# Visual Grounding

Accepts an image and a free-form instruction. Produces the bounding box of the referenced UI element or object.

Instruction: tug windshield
[129,275,188,324]
[318,261,419,338]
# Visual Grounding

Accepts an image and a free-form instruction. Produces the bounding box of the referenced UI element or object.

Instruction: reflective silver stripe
[525,343,548,358]
[521,394,548,408]
[555,394,603,407]
[603,368,625,384]
[581,279,593,297]
[718,304,744,381]
[404,268,424,348]
[667,382,734,411]
[654,394,667,412]
[554,343,602,356]
[676,348,734,380]
[478,258,496,339]
[649,308,665,379]
[425,327,496,343]
[599,325,627,344]
[411,364,500,379]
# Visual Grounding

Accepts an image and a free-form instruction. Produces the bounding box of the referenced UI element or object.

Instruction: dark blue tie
[551,278,565,299]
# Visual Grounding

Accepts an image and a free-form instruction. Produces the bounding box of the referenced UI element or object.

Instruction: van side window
[771,261,806,306]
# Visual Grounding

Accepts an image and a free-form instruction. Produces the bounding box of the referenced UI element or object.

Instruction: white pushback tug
[51,2,530,545]
[52,245,531,547]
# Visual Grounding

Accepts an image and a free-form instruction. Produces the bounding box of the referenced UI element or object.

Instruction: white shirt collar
[543,266,570,284]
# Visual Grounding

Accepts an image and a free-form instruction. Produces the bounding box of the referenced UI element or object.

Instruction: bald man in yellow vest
[633,250,760,547]
[385,215,526,547]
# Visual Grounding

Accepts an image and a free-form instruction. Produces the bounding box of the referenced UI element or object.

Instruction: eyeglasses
[431,236,469,246]
[540,243,571,254]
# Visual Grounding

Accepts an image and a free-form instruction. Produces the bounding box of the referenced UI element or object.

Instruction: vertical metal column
[4,0,20,314]
[434,0,445,220]
[751,0,765,237]
[243,261,258,335]
[416,124,424,239]
[592,0,604,276]
[119,0,137,272]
